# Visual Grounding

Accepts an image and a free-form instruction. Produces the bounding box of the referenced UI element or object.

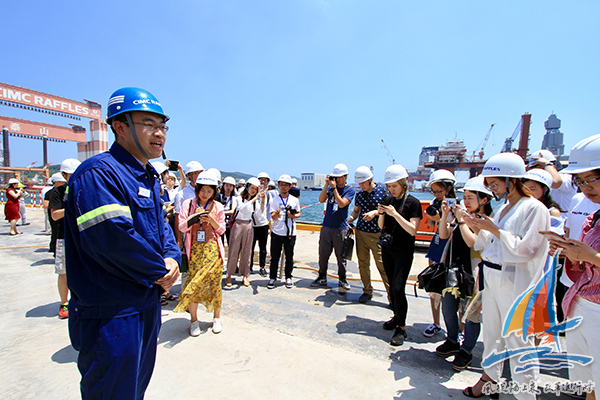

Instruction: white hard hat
[331,163,349,177]
[383,164,408,184]
[278,174,293,184]
[427,169,457,187]
[459,176,492,196]
[195,171,219,186]
[184,161,204,175]
[238,178,246,185]
[563,134,600,174]
[206,168,222,183]
[268,180,276,187]
[60,158,81,174]
[246,177,260,187]
[168,171,177,179]
[46,176,54,185]
[7,178,19,185]
[223,176,236,185]
[530,149,556,163]
[481,153,526,178]
[291,178,297,184]
[151,161,168,175]
[523,169,553,190]
[257,172,270,179]
[51,172,67,183]
[354,166,373,184]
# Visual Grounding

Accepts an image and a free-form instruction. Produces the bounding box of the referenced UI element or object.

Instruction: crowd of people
[3,86,598,400]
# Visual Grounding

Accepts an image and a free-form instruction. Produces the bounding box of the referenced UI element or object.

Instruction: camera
[329,176,336,182]
[168,160,179,171]
[285,206,297,215]
[377,232,393,249]
[425,203,440,217]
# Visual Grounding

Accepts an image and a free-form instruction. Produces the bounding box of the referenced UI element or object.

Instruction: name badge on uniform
[196,230,206,243]
[138,187,151,198]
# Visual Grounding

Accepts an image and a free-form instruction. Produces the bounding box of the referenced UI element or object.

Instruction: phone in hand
[446,198,457,208]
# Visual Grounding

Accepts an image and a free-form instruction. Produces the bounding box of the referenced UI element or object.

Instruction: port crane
[381,139,395,164]
[471,123,495,161]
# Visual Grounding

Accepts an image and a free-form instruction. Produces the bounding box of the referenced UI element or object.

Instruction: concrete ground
[0,208,577,399]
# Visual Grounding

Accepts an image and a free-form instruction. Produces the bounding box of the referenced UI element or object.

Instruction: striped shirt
[562,211,600,318]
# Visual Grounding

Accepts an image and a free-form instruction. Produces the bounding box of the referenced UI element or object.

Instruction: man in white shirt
[173,161,204,286]
[267,174,301,289]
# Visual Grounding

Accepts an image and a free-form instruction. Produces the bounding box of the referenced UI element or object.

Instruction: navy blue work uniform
[64,143,181,400]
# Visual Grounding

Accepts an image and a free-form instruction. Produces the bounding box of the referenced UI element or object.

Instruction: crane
[471,123,495,160]
[501,118,523,153]
[381,139,395,164]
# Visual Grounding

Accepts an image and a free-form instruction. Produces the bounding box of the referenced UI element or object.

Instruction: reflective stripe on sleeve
[77,204,132,232]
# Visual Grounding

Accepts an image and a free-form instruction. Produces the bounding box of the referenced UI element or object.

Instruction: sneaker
[382,316,396,330]
[435,339,460,357]
[58,303,68,319]
[423,323,442,337]
[190,321,201,337]
[267,279,276,289]
[338,280,351,292]
[390,327,407,346]
[212,318,222,334]
[310,276,328,287]
[358,293,372,304]
[259,268,267,277]
[285,278,293,289]
[452,349,472,371]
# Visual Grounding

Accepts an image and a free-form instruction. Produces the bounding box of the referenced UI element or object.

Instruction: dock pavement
[0,208,575,399]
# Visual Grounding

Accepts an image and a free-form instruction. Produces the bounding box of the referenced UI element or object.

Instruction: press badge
[138,187,151,198]
[196,230,206,243]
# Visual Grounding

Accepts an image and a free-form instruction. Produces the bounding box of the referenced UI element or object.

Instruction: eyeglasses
[132,122,169,133]
[431,190,445,195]
[485,182,499,191]
[574,177,599,188]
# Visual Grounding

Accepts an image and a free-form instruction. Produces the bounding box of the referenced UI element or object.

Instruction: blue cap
[106,87,169,123]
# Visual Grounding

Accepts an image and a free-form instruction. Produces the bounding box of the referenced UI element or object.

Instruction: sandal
[160,295,168,306]
[243,277,250,287]
[463,378,499,399]
[163,293,176,301]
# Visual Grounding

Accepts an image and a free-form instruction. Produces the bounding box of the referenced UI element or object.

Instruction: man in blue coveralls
[64,87,181,399]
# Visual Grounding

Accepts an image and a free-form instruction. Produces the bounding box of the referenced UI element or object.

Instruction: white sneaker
[285,278,293,289]
[190,321,201,337]
[212,318,222,334]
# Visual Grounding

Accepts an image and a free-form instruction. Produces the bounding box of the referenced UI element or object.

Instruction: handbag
[341,226,355,260]
[416,261,447,295]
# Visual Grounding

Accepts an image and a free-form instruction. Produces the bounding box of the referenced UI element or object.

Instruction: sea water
[296,190,435,224]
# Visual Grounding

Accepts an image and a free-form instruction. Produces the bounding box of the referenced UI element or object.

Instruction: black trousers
[381,248,414,327]
[269,233,296,279]
[252,225,269,268]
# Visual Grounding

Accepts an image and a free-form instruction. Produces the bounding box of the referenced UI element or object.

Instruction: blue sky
[1,1,598,181]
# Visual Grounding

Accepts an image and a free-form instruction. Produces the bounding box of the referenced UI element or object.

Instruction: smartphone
[539,230,570,245]
[446,198,457,208]
[168,160,179,171]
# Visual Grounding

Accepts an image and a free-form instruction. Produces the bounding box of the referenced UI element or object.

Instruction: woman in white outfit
[462,153,550,400]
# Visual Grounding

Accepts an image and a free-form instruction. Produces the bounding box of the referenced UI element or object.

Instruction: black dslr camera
[285,206,297,215]
[377,232,393,249]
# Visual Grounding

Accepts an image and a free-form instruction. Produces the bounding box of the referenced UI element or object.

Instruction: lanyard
[196,200,210,226]
[279,195,289,209]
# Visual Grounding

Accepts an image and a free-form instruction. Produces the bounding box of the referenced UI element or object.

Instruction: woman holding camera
[226,177,264,287]
[462,153,549,400]
[423,169,458,337]
[174,172,226,336]
[378,165,423,346]
[435,176,492,371]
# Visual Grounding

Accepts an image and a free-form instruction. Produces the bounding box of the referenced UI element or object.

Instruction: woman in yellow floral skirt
[175,171,226,336]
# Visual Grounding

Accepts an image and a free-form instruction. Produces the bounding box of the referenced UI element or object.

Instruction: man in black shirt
[49,158,81,319]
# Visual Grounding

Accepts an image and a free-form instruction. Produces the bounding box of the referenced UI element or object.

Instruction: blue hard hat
[106,87,169,123]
